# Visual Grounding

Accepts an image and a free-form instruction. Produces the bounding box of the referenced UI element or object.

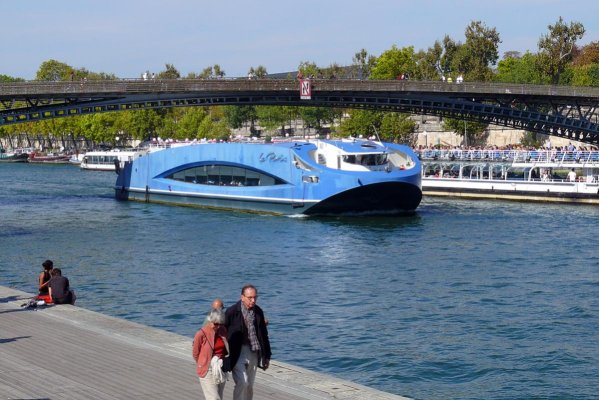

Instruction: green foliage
[35,59,116,81]
[380,113,417,144]
[0,74,25,82]
[339,109,382,137]
[255,106,291,134]
[495,52,548,84]
[197,116,230,140]
[36,60,74,81]
[443,118,488,146]
[351,49,376,79]
[452,21,501,81]
[224,106,257,131]
[369,45,417,80]
[414,48,441,80]
[297,61,319,78]
[175,107,209,138]
[520,132,545,148]
[537,17,585,84]
[298,107,341,133]
[570,63,599,86]
[340,109,416,144]
[158,64,181,79]
[194,65,226,79]
[248,66,268,78]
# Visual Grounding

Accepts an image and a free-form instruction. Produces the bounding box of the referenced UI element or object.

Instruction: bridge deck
[2,79,599,101]
[0,286,409,400]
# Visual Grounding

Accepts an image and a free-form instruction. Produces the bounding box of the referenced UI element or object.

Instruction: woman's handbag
[221,356,232,372]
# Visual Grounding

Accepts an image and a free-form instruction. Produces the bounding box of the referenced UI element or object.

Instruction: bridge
[1,79,599,145]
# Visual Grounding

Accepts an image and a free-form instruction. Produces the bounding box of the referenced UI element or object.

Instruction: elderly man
[224,284,271,400]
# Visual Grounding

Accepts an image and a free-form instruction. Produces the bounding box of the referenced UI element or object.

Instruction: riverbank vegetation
[1,17,597,150]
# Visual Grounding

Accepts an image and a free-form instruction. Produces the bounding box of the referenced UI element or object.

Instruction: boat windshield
[342,153,388,166]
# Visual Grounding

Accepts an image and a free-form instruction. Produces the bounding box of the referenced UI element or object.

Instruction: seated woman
[38,259,54,296]
[48,268,75,305]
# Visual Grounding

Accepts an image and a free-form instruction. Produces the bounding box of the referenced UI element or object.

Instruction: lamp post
[423,130,428,148]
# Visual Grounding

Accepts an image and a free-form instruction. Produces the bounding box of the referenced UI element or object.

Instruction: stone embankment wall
[411,115,575,148]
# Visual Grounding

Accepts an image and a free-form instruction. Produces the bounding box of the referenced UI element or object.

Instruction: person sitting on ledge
[48,268,75,305]
[38,259,54,296]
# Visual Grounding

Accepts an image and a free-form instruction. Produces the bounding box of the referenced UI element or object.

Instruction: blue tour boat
[114,139,422,215]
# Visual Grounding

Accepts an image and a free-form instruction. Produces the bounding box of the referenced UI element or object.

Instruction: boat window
[165,164,286,186]
[343,155,357,164]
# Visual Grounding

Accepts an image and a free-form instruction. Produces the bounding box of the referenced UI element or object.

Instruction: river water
[1,162,597,400]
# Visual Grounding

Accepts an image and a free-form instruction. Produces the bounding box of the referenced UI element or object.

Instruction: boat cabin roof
[276,139,387,154]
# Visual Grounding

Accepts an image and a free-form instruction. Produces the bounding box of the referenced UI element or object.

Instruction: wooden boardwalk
[0,286,410,400]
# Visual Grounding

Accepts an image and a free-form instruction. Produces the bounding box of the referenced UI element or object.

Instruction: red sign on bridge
[299,79,311,100]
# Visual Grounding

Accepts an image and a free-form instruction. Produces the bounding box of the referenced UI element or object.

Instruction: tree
[35,59,116,81]
[339,109,383,138]
[248,65,268,78]
[369,45,417,80]
[298,107,342,134]
[158,63,181,79]
[321,63,345,79]
[572,41,599,66]
[351,48,376,79]
[197,65,226,79]
[570,63,599,86]
[127,109,162,140]
[255,106,291,135]
[174,107,208,138]
[224,105,258,134]
[520,132,545,148]
[197,117,230,140]
[213,64,225,79]
[297,61,319,78]
[443,118,488,147]
[451,21,501,81]
[379,113,417,144]
[414,36,459,80]
[36,59,75,81]
[495,52,548,84]
[0,74,24,82]
[537,17,585,84]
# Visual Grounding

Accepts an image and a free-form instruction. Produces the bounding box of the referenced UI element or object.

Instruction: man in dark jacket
[225,284,271,400]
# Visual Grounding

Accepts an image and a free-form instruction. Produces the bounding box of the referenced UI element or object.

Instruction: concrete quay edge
[0,285,411,400]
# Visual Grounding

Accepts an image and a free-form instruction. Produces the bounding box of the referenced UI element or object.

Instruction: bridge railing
[3,79,599,99]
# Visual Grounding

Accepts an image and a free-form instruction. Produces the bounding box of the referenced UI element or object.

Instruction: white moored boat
[81,149,146,171]
[419,149,599,204]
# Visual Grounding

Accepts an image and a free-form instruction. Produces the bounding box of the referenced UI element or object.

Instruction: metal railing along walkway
[416,149,599,166]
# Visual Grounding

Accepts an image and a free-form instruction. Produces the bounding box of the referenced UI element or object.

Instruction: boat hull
[115,141,422,216]
[116,180,422,215]
[304,181,422,215]
[423,178,599,204]
[0,154,29,163]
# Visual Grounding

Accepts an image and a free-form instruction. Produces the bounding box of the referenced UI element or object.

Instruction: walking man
[225,284,271,400]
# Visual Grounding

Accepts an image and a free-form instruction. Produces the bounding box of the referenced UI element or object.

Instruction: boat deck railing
[417,149,599,166]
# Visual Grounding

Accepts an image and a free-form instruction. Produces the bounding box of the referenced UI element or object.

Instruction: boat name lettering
[259,152,287,163]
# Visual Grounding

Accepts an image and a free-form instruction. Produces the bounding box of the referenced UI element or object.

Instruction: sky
[2,0,598,80]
